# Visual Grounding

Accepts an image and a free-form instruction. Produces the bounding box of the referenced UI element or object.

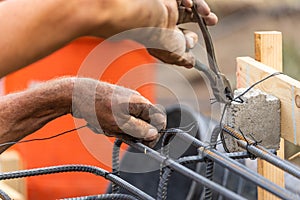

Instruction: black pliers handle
[191,4,233,104]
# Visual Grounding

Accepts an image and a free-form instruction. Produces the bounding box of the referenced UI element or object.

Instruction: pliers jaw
[195,60,233,104]
[212,73,233,104]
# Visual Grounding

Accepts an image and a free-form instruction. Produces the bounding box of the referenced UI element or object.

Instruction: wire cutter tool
[191,5,233,104]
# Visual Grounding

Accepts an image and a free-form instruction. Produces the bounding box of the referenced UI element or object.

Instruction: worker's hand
[146,0,217,68]
[177,0,218,25]
[71,78,166,147]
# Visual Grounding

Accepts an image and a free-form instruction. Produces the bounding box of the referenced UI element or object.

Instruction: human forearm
[87,0,168,37]
[0,77,166,152]
[0,0,167,77]
[0,0,218,75]
[0,78,73,153]
[0,0,85,76]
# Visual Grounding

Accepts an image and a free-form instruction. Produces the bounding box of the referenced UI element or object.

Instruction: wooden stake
[236,31,288,199]
[255,31,284,200]
[255,31,283,72]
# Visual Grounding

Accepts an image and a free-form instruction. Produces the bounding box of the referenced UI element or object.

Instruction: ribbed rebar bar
[157,131,174,200]
[112,139,123,194]
[204,126,221,200]
[222,124,300,179]
[170,129,299,200]
[225,149,276,160]
[124,140,246,200]
[157,155,205,200]
[62,194,138,200]
[0,165,154,200]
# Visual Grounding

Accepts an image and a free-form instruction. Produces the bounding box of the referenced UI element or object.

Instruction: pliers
[191,5,233,104]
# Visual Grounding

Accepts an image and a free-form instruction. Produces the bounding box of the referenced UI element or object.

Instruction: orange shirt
[5,37,155,199]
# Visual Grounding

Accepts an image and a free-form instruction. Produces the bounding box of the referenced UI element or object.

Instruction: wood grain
[237,31,288,200]
[237,57,300,144]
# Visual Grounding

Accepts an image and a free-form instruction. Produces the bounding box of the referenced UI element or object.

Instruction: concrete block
[224,88,281,152]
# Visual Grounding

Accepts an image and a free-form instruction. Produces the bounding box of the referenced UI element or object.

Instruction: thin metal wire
[233,72,283,103]
[0,125,87,147]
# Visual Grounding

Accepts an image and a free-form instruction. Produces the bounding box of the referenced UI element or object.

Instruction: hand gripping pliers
[191,5,233,104]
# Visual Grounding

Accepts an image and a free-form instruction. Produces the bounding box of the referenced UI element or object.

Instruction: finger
[129,101,166,130]
[147,48,195,68]
[128,95,151,121]
[182,29,198,49]
[120,116,159,141]
[148,105,167,131]
[182,0,193,8]
[142,131,162,148]
[194,0,211,16]
[112,129,162,148]
[177,6,194,24]
[203,12,218,26]
[113,131,161,148]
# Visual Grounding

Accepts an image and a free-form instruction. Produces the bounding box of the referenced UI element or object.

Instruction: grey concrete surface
[224,88,281,152]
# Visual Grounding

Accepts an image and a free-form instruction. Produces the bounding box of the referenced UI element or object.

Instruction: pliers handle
[191,4,233,104]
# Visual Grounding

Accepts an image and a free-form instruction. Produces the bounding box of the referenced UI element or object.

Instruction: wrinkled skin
[71,78,166,147]
[148,0,218,68]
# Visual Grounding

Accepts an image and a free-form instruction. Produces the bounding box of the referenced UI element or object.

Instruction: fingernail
[145,129,158,141]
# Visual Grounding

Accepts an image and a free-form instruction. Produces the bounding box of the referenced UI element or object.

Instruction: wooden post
[255,31,283,71]
[255,31,285,200]
[237,31,300,198]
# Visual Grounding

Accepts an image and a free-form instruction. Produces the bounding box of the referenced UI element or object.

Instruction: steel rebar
[62,194,138,200]
[170,129,299,200]
[112,139,122,194]
[124,140,246,200]
[0,165,154,200]
[223,124,300,179]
